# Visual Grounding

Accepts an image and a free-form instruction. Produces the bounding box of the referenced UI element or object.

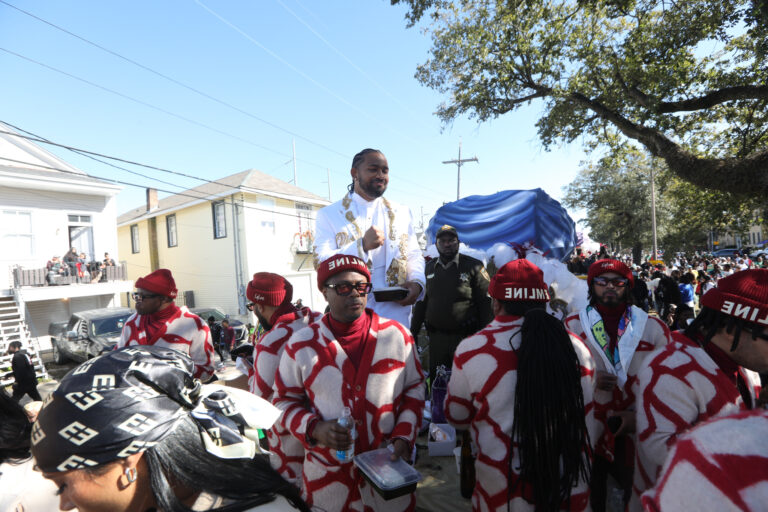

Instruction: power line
[0,46,341,172]
[0,121,443,202]
[0,47,442,200]
[0,122,316,200]
[0,0,350,160]
[192,0,407,139]
[274,0,431,131]
[0,155,322,221]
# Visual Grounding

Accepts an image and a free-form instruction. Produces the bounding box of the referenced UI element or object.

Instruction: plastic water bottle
[335,406,355,462]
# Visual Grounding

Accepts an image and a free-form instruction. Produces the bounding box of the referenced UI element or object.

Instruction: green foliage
[392,0,768,196]
[563,142,763,253]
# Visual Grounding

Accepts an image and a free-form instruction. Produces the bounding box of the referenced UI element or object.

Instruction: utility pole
[442,141,478,200]
[291,139,298,186]
[326,168,331,201]
[650,161,658,260]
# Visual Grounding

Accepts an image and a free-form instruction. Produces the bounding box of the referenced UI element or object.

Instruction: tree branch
[567,92,768,195]
[632,85,768,113]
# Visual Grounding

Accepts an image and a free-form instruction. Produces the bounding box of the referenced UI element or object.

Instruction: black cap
[436,224,458,238]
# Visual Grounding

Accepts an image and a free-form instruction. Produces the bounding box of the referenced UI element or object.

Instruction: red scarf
[137,304,179,345]
[325,311,372,370]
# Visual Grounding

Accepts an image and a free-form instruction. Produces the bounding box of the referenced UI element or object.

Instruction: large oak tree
[392,0,768,196]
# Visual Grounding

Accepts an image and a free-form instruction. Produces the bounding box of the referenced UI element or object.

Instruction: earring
[125,467,137,483]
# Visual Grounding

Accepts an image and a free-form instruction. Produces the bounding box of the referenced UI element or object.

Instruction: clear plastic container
[354,448,422,500]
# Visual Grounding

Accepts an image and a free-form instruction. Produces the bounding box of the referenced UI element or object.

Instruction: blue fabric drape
[426,189,577,262]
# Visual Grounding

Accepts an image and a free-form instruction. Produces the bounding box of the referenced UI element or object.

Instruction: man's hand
[362,226,385,252]
[595,370,617,392]
[389,438,411,462]
[611,410,636,437]
[311,420,353,450]
[396,281,422,306]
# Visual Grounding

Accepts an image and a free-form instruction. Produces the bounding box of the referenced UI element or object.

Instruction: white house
[0,122,132,362]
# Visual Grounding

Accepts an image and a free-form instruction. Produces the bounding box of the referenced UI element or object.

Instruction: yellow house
[116,169,329,320]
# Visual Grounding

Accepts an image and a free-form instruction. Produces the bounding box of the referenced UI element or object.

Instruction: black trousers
[590,436,633,512]
[12,382,42,402]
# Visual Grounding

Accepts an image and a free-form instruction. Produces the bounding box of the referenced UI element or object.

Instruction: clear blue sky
[0,0,588,230]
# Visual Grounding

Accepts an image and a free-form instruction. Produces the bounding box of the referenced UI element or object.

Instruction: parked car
[190,307,247,342]
[49,307,134,364]
[711,247,741,258]
[750,249,768,259]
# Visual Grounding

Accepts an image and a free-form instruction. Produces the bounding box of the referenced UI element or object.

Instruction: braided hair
[347,148,382,193]
[685,306,767,352]
[509,308,592,512]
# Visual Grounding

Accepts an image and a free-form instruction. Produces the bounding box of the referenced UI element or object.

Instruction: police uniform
[411,240,492,378]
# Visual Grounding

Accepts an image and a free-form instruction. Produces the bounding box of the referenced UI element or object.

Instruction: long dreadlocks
[685,306,768,352]
[510,308,592,512]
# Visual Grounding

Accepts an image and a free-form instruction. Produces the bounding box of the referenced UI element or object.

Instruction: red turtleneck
[138,303,179,344]
[325,310,372,369]
[269,302,299,328]
[595,302,627,354]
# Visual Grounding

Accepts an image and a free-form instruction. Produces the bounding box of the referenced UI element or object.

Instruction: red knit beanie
[701,269,768,325]
[135,269,177,298]
[587,259,634,287]
[316,255,370,291]
[489,259,549,302]
[246,273,293,306]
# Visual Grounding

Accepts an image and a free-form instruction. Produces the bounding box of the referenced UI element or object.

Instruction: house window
[130,224,140,253]
[257,197,276,234]
[295,202,313,253]
[212,201,227,239]
[68,215,92,223]
[166,214,178,247]
[1,210,33,259]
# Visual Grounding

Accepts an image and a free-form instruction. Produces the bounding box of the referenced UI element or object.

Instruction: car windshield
[197,309,225,321]
[90,314,132,336]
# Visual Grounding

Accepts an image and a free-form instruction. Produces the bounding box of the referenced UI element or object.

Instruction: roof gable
[117,168,329,225]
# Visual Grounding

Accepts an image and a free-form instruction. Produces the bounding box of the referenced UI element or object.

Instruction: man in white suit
[313,148,425,327]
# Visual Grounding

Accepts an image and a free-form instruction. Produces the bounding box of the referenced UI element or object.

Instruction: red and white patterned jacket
[565,307,670,460]
[249,306,321,485]
[631,332,762,511]
[117,305,214,380]
[272,310,425,512]
[642,409,768,511]
[445,315,599,512]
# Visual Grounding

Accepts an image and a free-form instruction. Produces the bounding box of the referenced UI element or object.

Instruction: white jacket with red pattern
[641,409,768,512]
[445,315,599,512]
[272,310,424,512]
[249,306,321,485]
[117,305,214,380]
[565,306,671,460]
[631,332,762,511]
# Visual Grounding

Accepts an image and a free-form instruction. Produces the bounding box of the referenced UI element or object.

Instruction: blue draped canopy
[426,189,578,262]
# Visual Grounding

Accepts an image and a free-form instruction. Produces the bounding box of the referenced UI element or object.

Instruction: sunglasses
[593,276,629,288]
[742,323,768,341]
[326,282,373,296]
[132,292,162,300]
[246,302,256,311]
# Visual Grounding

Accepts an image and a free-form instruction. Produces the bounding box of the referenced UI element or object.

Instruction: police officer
[411,225,493,378]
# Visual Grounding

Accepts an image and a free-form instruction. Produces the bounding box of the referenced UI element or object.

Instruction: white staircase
[0,295,48,387]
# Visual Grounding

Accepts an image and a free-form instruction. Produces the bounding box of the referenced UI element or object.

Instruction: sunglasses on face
[326,282,373,296]
[246,302,256,311]
[132,292,162,301]
[593,276,629,288]
[742,323,768,341]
